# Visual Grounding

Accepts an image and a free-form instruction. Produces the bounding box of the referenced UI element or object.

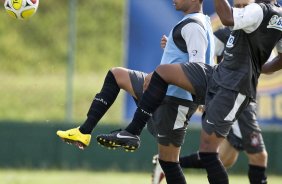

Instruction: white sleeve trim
[233,3,264,33]
[181,23,208,63]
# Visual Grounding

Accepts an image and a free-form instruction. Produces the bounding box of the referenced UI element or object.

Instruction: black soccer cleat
[96,129,141,152]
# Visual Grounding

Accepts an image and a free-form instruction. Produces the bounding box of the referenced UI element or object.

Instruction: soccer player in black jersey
[152,1,273,183]
[98,0,282,183]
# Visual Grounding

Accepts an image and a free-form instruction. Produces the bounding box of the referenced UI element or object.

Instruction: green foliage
[0,0,124,74]
[0,0,125,122]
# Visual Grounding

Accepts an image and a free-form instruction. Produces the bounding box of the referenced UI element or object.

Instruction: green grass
[0,169,281,184]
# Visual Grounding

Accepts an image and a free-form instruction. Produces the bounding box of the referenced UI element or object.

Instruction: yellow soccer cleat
[56,127,91,150]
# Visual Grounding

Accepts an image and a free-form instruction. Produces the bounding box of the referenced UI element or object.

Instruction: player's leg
[218,120,244,168]
[218,139,239,168]
[79,67,137,133]
[178,120,241,170]
[150,98,198,184]
[178,138,239,170]
[246,151,268,184]
[96,69,147,150]
[96,62,211,151]
[56,67,139,149]
[124,63,197,135]
[238,101,268,184]
[180,139,240,169]
[199,85,250,184]
[158,144,185,184]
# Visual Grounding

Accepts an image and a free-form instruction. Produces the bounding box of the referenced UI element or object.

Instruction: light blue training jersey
[160,13,215,101]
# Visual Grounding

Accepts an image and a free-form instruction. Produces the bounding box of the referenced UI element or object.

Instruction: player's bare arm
[262,52,282,73]
[213,0,234,26]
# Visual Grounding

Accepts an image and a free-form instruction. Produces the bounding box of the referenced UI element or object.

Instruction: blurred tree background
[0,0,125,123]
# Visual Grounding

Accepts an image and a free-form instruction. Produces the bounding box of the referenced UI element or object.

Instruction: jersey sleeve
[233,3,264,33]
[181,23,208,63]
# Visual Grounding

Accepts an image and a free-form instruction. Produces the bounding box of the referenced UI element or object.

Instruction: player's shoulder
[257,2,282,15]
[240,3,264,16]
[181,17,206,33]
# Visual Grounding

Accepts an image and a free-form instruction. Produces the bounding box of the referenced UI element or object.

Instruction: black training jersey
[213,3,282,98]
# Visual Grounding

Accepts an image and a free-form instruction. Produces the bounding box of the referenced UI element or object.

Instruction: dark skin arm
[262,52,282,74]
[213,0,234,26]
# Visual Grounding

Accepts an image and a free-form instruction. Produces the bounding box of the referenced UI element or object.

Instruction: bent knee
[110,67,127,77]
[158,144,181,162]
[110,67,130,88]
[247,150,268,166]
[221,157,237,168]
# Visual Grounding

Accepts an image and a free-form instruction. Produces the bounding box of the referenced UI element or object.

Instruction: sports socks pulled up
[248,164,267,184]
[159,159,186,184]
[180,152,204,169]
[199,152,229,184]
[79,70,120,134]
[125,71,168,135]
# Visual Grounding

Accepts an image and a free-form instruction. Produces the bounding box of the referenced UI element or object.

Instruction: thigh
[180,62,214,104]
[147,97,198,147]
[156,64,196,95]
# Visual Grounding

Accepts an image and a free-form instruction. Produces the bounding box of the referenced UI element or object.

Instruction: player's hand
[143,72,153,92]
[161,35,168,49]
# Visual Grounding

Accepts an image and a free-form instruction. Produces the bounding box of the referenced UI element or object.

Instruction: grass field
[0,170,281,184]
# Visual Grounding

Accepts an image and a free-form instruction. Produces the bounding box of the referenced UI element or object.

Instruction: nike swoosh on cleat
[116,133,138,139]
[68,134,75,136]
[157,134,166,138]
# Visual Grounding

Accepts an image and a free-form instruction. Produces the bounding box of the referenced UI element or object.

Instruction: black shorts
[227,101,265,153]
[181,62,250,137]
[129,70,198,147]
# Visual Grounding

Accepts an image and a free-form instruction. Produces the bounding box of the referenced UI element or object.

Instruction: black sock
[180,152,204,169]
[79,70,120,134]
[248,164,267,184]
[125,71,168,135]
[199,152,229,184]
[159,159,186,184]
